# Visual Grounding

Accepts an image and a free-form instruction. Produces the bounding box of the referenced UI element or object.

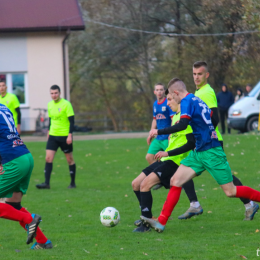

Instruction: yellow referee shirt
[48,98,74,136]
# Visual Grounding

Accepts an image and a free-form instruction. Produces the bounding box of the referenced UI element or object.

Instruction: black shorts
[46,135,73,153]
[142,160,179,189]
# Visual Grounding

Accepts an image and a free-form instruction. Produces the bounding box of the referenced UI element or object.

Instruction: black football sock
[69,164,76,185]
[232,175,250,204]
[44,162,53,185]
[182,179,198,203]
[134,190,141,206]
[140,191,153,218]
[5,201,22,210]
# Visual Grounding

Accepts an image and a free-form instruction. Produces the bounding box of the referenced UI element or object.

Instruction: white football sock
[244,202,252,210]
[190,201,200,208]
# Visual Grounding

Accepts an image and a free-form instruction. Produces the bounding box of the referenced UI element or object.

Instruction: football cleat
[68,184,76,189]
[244,202,259,221]
[134,219,142,226]
[26,214,42,244]
[36,183,50,189]
[133,222,151,232]
[152,184,163,190]
[31,239,53,249]
[178,206,203,220]
[140,216,165,233]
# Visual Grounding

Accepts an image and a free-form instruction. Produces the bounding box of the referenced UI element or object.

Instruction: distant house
[0,0,85,131]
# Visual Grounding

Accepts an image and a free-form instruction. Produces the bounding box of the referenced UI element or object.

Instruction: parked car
[227,81,260,132]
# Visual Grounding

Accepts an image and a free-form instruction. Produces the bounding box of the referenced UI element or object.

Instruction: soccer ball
[100,207,120,227]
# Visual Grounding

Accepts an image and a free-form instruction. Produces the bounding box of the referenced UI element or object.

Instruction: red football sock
[158,186,182,225]
[0,203,32,223]
[236,186,260,202]
[19,207,48,244]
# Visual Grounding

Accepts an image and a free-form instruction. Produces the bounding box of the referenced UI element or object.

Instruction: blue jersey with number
[0,104,29,164]
[180,94,220,151]
[153,98,175,140]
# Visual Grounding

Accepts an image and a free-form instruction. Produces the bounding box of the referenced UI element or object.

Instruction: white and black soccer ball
[100,207,120,227]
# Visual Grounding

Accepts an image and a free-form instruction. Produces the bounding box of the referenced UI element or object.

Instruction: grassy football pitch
[1,134,260,259]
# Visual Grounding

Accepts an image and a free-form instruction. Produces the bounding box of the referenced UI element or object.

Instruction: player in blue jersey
[179,61,257,221]
[0,104,52,249]
[146,83,175,165]
[141,78,260,233]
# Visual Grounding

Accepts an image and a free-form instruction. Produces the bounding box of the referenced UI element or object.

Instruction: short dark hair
[154,82,165,89]
[193,61,208,71]
[167,78,181,89]
[165,78,181,94]
[0,79,6,84]
[50,85,60,92]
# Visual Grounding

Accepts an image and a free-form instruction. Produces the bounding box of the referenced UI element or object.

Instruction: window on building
[0,73,28,106]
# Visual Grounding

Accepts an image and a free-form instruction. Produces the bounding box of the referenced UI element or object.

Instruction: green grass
[1,134,260,259]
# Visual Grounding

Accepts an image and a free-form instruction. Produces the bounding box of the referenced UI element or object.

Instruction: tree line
[68,0,260,132]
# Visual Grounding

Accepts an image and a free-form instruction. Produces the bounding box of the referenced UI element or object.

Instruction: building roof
[0,0,85,32]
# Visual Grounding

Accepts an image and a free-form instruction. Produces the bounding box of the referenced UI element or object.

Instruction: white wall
[0,32,69,131]
[26,32,67,130]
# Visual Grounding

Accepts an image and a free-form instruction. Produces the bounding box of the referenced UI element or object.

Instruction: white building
[0,0,85,131]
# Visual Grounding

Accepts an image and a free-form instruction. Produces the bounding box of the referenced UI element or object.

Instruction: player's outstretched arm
[158,118,190,135]
[167,134,195,156]
[155,134,195,160]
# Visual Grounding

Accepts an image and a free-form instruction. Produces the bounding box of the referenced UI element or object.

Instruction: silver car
[227,81,260,132]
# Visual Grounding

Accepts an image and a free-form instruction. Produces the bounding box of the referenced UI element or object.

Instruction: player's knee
[223,189,236,197]
[145,154,154,164]
[132,179,140,191]
[170,177,181,187]
[68,158,74,165]
[45,156,53,163]
[66,156,74,165]
[140,180,151,192]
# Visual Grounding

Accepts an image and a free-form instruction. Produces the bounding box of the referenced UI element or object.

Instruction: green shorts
[0,153,34,198]
[147,138,169,155]
[181,146,232,185]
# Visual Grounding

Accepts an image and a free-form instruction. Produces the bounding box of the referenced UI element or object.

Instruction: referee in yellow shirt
[36,85,76,189]
[0,80,21,134]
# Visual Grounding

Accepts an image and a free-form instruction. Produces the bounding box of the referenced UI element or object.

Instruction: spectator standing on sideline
[235,88,244,102]
[36,85,76,189]
[244,84,252,96]
[146,83,175,165]
[0,80,21,135]
[217,84,234,134]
